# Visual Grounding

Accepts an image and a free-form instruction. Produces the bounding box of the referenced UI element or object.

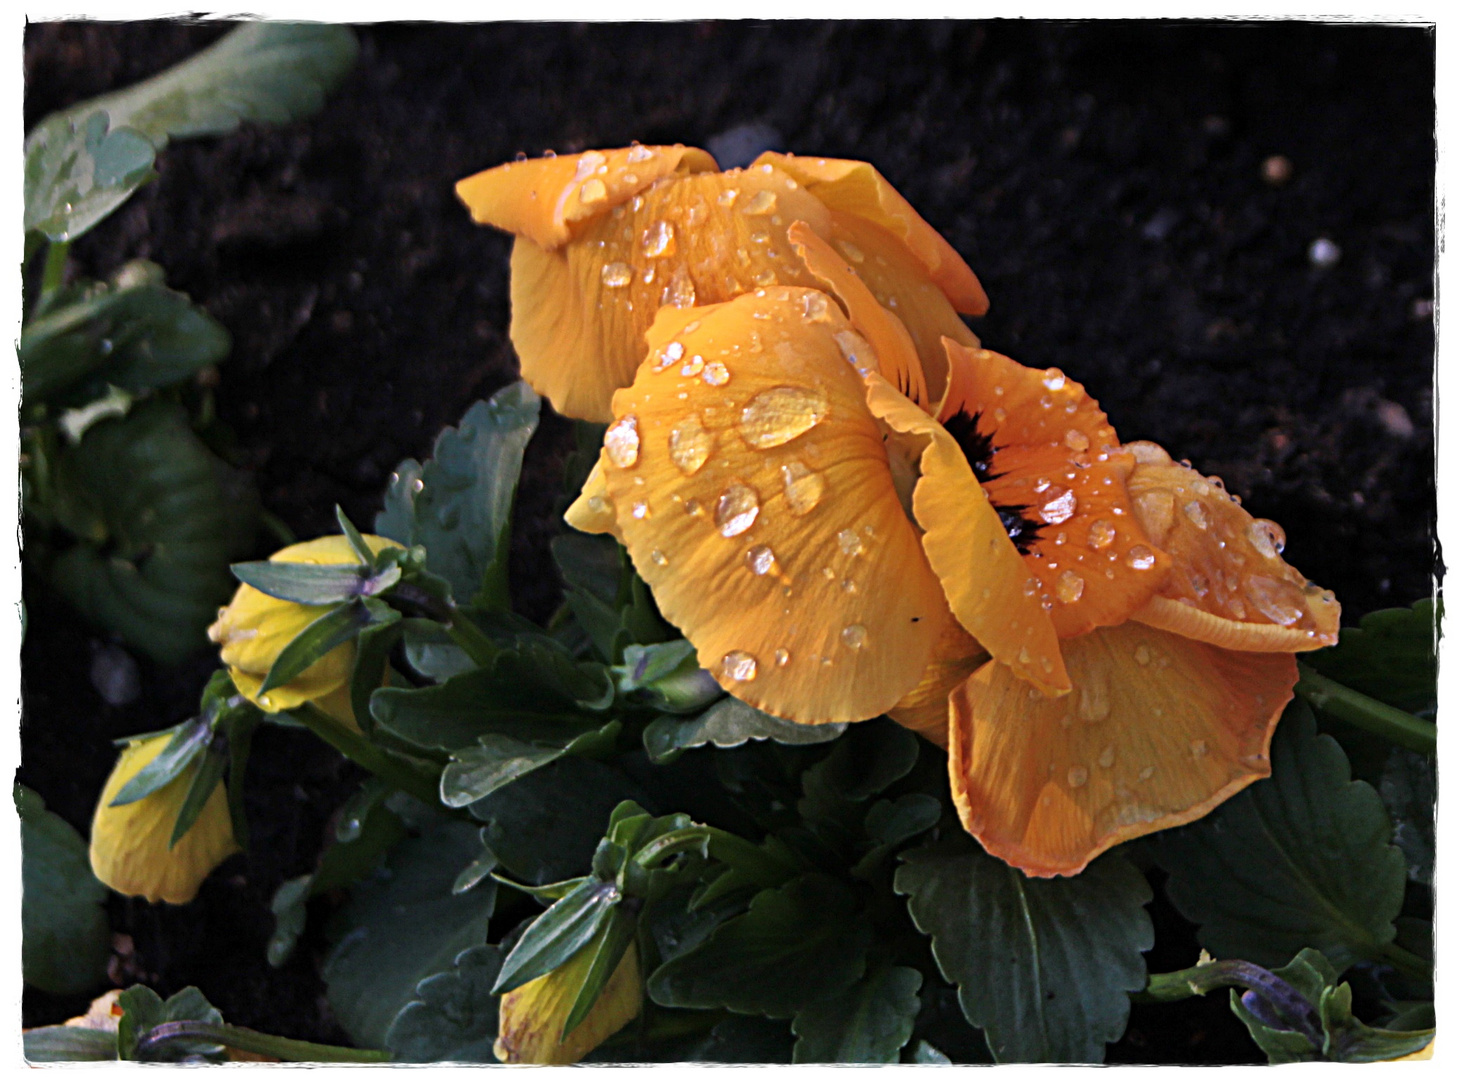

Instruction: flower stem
[134,1020,390,1063]
[1294,664,1435,756]
[444,602,500,667]
[1380,941,1431,982]
[295,701,442,808]
[1136,959,1322,1048]
[40,239,69,299]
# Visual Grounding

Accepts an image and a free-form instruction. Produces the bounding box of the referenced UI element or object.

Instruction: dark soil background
[20,20,1435,1063]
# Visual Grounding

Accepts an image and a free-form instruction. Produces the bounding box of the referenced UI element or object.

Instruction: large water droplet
[1133,490,1175,544]
[802,291,833,323]
[702,361,731,386]
[1248,519,1287,559]
[601,261,634,288]
[741,189,777,215]
[746,545,776,575]
[1042,368,1067,391]
[1064,429,1090,451]
[1087,519,1116,550]
[580,177,607,204]
[838,528,863,556]
[837,239,865,263]
[1039,487,1078,525]
[1182,501,1209,530]
[1067,765,1089,788]
[841,624,868,650]
[626,144,654,163]
[715,483,760,537]
[1245,575,1304,626]
[642,220,676,258]
[722,650,758,681]
[739,386,829,448]
[1055,570,1086,603]
[780,460,825,515]
[663,264,697,307]
[1125,545,1157,570]
[669,414,712,475]
[604,415,640,467]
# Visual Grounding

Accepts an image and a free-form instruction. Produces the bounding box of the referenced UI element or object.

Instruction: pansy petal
[507,166,833,421]
[788,221,928,407]
[564,454,622,539]
[599,288,949,724]
[753,152,989,315]
[888,618,987,748]
[1123,441,1340,650]
[949,622,1296,877]
[866,374,1069,696]
[938,342,1171,638]
[455,145,718,248]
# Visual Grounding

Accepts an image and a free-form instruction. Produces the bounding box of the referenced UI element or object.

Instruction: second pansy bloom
[565,212,1339,877]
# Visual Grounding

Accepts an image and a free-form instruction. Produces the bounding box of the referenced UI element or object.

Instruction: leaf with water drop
[643,695,846,764]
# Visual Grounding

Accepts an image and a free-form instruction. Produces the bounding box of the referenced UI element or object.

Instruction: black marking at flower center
[944,408,1043,555]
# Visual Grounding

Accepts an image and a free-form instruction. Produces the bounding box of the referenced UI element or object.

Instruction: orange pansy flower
[456,146,987,421]
[567,212,1339,878]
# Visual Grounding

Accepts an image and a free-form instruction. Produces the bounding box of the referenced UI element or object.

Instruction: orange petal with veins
[938,341,1171,638]
[949,621,1297,877]
[598,288,948,724]
[753,152,989,316]
[866,374,1069,696]
[455,145,719,248]
[1123,441,1340,650]
[888,618,987,748]
[506,165,832,420]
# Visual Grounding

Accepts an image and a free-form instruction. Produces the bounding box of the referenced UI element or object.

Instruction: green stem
[703,828,797,887]
[1295,664,1436,756]
[445,603,501,667]
[40,239,69,299]
[1380,941,1431,982]
[295,701,443,808]
[134,1020,390,1063]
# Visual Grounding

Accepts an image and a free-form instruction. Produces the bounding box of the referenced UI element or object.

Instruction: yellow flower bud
[494,938,643,1064]
[207,534,402,723]
[89,734,240,905]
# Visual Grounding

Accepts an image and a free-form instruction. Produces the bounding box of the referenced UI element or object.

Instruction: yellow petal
[89,734,240,904]
[564,453,623,538]
[599,288,949,724]
[455,144,719,248]
[753,151,989,316]
[207,534,402,712]
[948,622,1296,877]
[938,342,1171,638]
[1123,441,1340,650]
[866,373,1069,696]
[888,618,987,748]
[494,940,642,1064]
[507,164,834,421]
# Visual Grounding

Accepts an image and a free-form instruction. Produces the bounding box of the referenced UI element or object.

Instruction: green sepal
[335,504,377,565]
[351,619,408,737]
[492,878,623,995]
[116,985,225,1062]
[451,833,499,895]
[491,873,591,903]
[1302,599,1438,716]
[260,597,396,694]
[561,910,639,1039]
[23,1026,119,1062]
[229,560,399,605]
[109,716,210,806]
[169,736,228,847]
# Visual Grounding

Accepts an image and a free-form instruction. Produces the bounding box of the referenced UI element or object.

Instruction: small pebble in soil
[1261,154,1293,186]
[89,641,141,706]
[1308,237,1341,268]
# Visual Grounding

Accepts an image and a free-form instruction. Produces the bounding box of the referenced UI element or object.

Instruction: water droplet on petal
[1134,644,1152,666]
[650,549,669,566]
[802,292,833,322]
[601,261,634,288]
[1064,429,1090,451]
[722,650,758,681]
[840,578,857,594]
[1139,765,1157,781]
[1125,545,1157,570]
[715,483,760,537]
[739,386,829,448]
[1245,575,1304,626]
[642,220,676,258]
[717,188,739,206]
[702,361,731,386]
[1039,487,1078,525]
[1190,739,1208,758]
[680,354,705,378]
[1067,766,1089,788]
[746,545,776,575]
[604,415,640,467]
[669,414,713,475]
[1098,745,1116,769]
[1182,501,1210,530]
[1017,646,1032,665]
[742,189,777,215]
[631,499,651,519]
[774,648,790,666]
[837,239,865,263]
[663,264,697,307]
[1247,519,1287,558]
[1055,570,1086,603]
[1087,519,1116,549]
[1043,368,1067,391]
[586,495,610,515]
[580,177,607,204]
[838,528,863,556]
[654,340,686,370]
[780,460,825,514]
[841,624,868,650]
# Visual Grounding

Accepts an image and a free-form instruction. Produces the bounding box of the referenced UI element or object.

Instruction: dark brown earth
[20,20,1435,1063]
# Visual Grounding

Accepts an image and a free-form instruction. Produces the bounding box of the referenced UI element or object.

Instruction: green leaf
[493,878,622,994]
[677,1016,795,1063]
[468,757,654,885]
[1303,600,1437,716]
[324,819,499,1049]
[25,24,358,243]
[259,598,380,694]
[441,732,590,807]
[228,561,372,604]
[452,835,499,895]
[169,738,227,845]
[562,910,639,1036]
[648,874,871,1019]
[894,833,1153,1062]
[851,793,943,877]
[913,1040,954,1064]
[644,696,846,764]
[109,718,209,805]
[18,784,110,995]
[375,385,540,609]
[1158,701,1406,971]
[385,944,505,1063]
[335,504,376,565]
[20,261,230,402]
[23,1026,118,1062]
[267,875,314,968]
[791,965,922,1063]
[1379,747,1434,885]
[49,400,258,664]
[805,717,919,803]
[117,985,225,1062]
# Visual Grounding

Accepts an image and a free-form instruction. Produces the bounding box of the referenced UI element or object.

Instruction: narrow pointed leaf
[169,740,227,847]
[229,561,369,605]
[109,718,208,806]
[562,912,638,1037]
[259,599,372,694]
[493,879,623,994]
